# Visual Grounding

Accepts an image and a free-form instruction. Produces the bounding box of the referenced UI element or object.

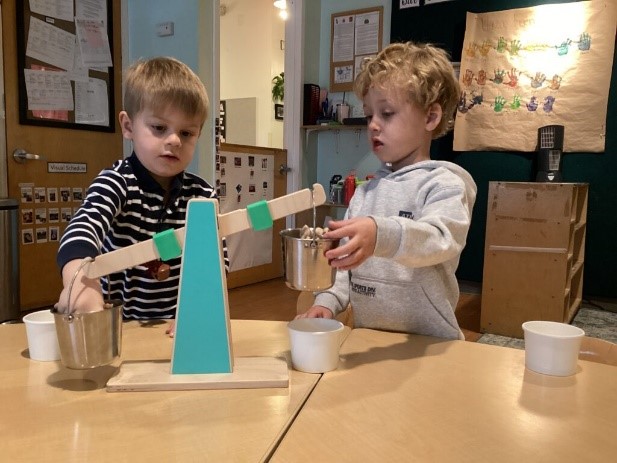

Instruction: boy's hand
[55,259,105,314]
[295,305,334,319]
[323,217,377,270]
[165,320,176,337]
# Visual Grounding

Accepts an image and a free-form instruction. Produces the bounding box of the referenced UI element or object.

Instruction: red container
[343,172,356,206]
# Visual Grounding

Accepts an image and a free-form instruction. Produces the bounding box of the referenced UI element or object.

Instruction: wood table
[0,320,322,462]
[271,328,617,463]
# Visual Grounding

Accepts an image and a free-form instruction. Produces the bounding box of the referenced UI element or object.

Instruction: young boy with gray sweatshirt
[298,42,477,340]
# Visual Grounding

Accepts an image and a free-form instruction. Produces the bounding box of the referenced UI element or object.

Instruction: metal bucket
[280,228,338,291]
[52,257,122,369]
[53,301,123,369]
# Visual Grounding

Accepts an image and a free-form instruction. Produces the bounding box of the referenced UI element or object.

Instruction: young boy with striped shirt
[56,57,226,334]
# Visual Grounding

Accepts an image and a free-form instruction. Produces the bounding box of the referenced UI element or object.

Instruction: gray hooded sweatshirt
[314,160,477,340]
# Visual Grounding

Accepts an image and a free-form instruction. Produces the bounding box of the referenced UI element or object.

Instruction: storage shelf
[481,182,588,338]
[567,296,583,322]
[571,260,584,277]
[301,124,366,150]
[301,124,366,131]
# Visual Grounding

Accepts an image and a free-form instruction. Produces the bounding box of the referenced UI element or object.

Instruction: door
[219,143,286,289]
[2,2,123,310]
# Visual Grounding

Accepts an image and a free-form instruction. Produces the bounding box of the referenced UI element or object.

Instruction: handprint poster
[453,1,616,153]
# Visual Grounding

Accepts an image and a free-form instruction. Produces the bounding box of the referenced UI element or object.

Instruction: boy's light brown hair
[354,42,460,138]
[123,56,209,126]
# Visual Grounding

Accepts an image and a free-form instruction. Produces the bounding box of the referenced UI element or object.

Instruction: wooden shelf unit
[480,182,588,338]
[301,124,366,150]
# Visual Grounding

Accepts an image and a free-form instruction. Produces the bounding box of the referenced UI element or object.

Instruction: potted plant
[272,72,284,102]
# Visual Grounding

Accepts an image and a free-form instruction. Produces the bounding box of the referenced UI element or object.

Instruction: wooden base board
[106,356,289,392]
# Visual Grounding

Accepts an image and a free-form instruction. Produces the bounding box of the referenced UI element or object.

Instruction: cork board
[329,6,383,92]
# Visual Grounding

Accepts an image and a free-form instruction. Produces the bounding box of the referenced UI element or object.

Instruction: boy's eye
[382,111,394,119]
[180,130,195,138]
[152,125,166,133]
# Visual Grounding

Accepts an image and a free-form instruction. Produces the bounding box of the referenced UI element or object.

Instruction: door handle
[279,164,291,175]
[13,149,44,163]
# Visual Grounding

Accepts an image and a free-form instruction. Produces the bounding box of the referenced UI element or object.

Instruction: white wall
[220,0,285,148]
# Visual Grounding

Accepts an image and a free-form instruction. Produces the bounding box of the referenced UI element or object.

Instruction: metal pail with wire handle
[280,228,338,291]
[52,301,123,369]
[52,257,122,369]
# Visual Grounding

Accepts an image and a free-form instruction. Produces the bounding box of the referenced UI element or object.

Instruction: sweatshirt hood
[376,160,477,199]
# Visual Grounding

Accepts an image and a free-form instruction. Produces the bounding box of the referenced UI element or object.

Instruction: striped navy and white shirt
[57,153,229,320]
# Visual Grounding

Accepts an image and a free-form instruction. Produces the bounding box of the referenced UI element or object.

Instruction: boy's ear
[119,111,133,139]
[425,103,443,132]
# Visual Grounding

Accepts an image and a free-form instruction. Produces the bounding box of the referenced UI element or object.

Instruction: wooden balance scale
[88,184,327,392]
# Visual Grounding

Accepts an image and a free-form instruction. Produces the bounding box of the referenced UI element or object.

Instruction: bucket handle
[64,257,111,320]
[311,189,318,246]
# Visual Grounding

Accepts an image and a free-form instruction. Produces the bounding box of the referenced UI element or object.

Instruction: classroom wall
[125,1,204,175]
[389,0,617,298]
[303,0,391,195]
[125,0,283,180]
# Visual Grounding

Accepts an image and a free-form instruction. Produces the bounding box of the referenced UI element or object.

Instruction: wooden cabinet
[480,182,588,338]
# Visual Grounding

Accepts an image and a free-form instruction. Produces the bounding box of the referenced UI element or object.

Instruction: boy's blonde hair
[354,42,460,138]
[123,57,209,126]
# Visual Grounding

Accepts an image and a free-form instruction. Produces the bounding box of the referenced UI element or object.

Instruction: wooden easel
[104,184,326,392]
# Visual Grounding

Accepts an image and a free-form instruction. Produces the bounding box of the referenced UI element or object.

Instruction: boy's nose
[165,132,181,146]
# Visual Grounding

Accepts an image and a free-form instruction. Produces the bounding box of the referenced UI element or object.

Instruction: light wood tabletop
[271,328,617,463]
[0,319,320,462]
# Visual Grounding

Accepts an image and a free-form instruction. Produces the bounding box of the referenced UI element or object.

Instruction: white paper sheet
[74,77,108,125]
[354,11,380,56]
[29,0,74,22]
[75,19,113,68]
[76,0,107,22]
[26,16,75,71]
[333,15,355,62]
[24,68,74,110]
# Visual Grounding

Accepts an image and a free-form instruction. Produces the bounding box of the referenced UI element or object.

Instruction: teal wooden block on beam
[171,199,233,374]
[153,228,182,261]
[246,200,273,231]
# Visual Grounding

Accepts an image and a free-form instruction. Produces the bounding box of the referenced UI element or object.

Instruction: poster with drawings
[216,150,274,272]
[453,1,616,152]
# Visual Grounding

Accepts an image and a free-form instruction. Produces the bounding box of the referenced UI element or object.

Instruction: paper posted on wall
[453,1,616,153]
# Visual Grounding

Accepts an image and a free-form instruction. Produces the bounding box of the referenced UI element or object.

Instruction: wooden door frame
[0,3,7,197]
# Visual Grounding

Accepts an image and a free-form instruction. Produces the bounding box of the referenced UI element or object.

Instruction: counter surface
[1,319,319,462]
[271,328,617,462]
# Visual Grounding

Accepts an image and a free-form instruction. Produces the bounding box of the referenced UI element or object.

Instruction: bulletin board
[16,0,115,132]
[329,6,384,92]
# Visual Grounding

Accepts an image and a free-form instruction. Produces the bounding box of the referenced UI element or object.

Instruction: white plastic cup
[23,310,61,361]
[522,321,584,376]
[288,318,344,373]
